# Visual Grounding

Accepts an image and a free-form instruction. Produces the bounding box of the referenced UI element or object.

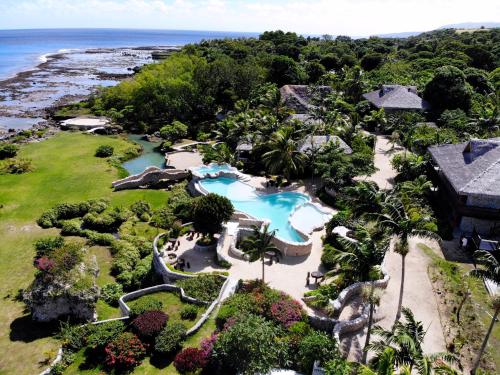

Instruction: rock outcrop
[112,166,189,190]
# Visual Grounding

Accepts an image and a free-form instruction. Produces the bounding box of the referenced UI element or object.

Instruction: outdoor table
[311,271,324,284]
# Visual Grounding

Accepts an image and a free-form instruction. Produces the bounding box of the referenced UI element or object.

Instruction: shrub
[86,320,126,351]
[177,274,225,302]
[180,305,198,321]
[130,200,151,217]
[35,256,55,272]
[34,236,65,258]
[130,296,164,317]
[174,347,208,374]
[154,322,187,354]
[131,310,168,340]
[95,145,114,157]
[269,298,305,328]
[159,121,188,142]
[321,244,339,270]
[60,219,83,236]
[297,330,339,372]
[84,230,115,246]
[59,322,92,352]
[216,292,258,329]
[192,193,234,237]
[101,283,123,306]
[2,158,33,174]
[37,210,58,228]
[212,314,288,375]
[82,208,129,232]
[0,142,18,159]
[104,332,146,370]
[150,207,175,229]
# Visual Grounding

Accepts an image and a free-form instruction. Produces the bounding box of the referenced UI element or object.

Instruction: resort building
[428,138,500,235]
[280,84,333,114]
[362,84,431,112]
[299,135,353,155]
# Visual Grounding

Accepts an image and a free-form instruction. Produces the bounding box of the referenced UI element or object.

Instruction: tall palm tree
[469,250,500,375]
[262,126,306,180]
[328,227,388,283]
[377,198,441,322]
[241,224,279,282]
[362,282,383,364]
[368,307,456,374]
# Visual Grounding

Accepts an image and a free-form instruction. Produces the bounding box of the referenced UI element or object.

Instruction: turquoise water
[122,134,165,175]
[199,177,310,243]
[194,164,233,175]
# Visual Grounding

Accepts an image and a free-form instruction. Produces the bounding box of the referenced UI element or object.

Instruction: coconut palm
[262,126,307,180]
[368,307,456,374]
[399,175,434,198]
[328,227,388,283]
[241,224,279,282]
[377,197,441,322]
[469,250,500,374]
[362,282,383,364]
[344,181,388,217]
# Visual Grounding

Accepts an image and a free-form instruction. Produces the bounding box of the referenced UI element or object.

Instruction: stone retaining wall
[153,233,196,281]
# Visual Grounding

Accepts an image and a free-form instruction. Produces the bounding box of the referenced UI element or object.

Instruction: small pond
[122,134,165,175]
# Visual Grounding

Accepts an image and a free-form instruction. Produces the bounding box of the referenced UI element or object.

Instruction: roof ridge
[459,157,500,193]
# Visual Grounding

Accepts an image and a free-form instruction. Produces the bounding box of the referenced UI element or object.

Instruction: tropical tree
[362,283,383,364]
[241,224,279,282]
[377,198,440,322]
[363,108,387,131]
[262,126,307,180]
[201,142,237,165]
[469,250,500,375]
[399,175,433,199]
[343,181,387,217]
[327,226,388,283]
[368,307,456,374]
[192,194,234,240]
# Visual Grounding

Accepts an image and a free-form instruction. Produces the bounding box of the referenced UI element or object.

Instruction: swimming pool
[198,177,330,243]
[192,163,234,176]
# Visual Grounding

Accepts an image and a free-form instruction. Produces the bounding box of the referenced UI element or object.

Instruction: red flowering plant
[200,333,218,359]
[131,310,168,340]
[35,256,55,273]
[174,347,208,374]
[270,297,305,328]
[104,332,146,370]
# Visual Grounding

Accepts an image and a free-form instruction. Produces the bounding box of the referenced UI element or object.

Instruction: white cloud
[0,0,498,35]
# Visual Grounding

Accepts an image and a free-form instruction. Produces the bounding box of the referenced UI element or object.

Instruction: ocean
[0,28,259,80]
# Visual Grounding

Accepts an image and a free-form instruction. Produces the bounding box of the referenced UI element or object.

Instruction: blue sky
[0,0,498,35]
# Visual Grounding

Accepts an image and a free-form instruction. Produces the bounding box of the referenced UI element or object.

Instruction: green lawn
[128,291,193,324]
[0,132,169,374]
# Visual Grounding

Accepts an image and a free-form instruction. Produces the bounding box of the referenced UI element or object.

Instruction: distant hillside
[439,22,500,29]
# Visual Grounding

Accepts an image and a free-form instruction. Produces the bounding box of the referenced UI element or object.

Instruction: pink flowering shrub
[200,333,218,359]
[270,298,305,328]
[35,256,55,272]
[131,310,168,340]
[104,332,146,370]
[174,347,208,374]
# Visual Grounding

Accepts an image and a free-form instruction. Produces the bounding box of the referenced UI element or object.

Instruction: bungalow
[280,85,333,114]
[428,138,500,235]
[299,135,352,155]
[362,85,431,112]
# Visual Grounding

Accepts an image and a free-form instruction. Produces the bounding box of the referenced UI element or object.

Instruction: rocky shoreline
[0,46,179,138]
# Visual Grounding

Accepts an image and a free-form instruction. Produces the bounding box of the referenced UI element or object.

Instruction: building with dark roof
[363,85,431,112]
[428,138,500,234]
[280,85,333,114]
[299,135,352,155]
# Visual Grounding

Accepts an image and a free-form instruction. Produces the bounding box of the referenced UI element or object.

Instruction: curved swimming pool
[199,177,329,243]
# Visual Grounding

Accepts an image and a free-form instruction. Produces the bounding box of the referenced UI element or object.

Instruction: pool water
[199,177,314,243]
[122,134,165,175]
[194,164,233,176]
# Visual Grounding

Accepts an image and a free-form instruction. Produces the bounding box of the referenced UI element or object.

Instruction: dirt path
[356,134,402,190]
[342,238,446,360]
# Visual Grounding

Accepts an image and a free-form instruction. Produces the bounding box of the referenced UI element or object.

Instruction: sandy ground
[355,135,403,190]
[166,151,203,170]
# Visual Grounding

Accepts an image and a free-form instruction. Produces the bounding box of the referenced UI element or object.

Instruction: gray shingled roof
[280,85,333,113]
[363,85,430,111]
[299,135,353,154]
[428,138,500,197]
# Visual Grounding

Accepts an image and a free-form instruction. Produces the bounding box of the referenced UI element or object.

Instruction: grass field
[0,132,169,374]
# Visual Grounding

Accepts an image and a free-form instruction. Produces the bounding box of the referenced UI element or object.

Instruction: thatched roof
[363,85,430,111]
[299,135,352,154]
[280,85,333,113]
[429,138,500,197]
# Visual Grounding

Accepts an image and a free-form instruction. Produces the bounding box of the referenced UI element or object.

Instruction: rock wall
[112,167,189,191]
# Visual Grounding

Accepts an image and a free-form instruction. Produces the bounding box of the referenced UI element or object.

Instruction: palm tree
[362,282,383,364]
[399,175,433,198]
[241,224,279,282]
[262,126,307,180]
[344,181,387,217]
[377,198,441,322]
[469,250,500,374]
[368,307,456,374]
[328,227,388,283]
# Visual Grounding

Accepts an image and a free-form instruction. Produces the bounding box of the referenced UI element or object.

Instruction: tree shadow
[9,314,59,343]
[149,351,176,369]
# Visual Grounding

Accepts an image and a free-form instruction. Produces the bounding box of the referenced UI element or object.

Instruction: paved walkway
[166,150,203,170]
[355,134,402,190]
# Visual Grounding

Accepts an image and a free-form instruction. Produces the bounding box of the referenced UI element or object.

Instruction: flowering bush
[104,332,146,370]
[174,347,208,374]
[35,256,55,272]
[270,298,305,328]
[131,310,168,340]
[200,333,218,359]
